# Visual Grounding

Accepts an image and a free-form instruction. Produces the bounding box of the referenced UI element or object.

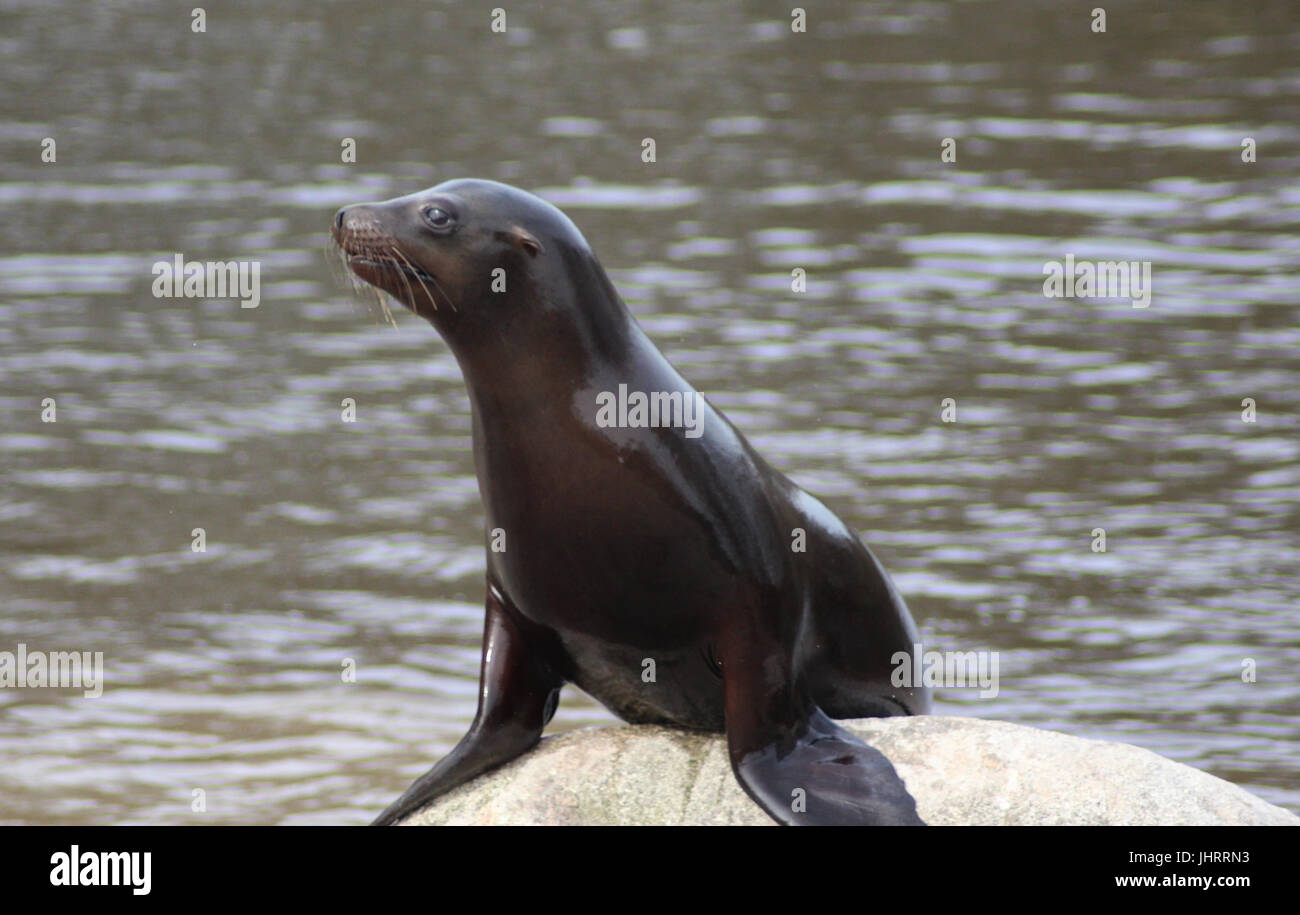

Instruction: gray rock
[399,716,1299,826]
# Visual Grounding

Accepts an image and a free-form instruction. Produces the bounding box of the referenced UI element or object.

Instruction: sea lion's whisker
[327,235,382,324]
[398,257,422,324]
[376,287,395,327]
[400,249,458,314]
[425,271,457,313]
[375,249,407,328]
[391,245,439,314]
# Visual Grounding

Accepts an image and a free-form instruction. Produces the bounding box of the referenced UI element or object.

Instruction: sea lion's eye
[423,206,454,231]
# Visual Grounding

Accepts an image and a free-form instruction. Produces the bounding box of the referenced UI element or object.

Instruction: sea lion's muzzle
[332,204,396,260]
[332,204,444,313]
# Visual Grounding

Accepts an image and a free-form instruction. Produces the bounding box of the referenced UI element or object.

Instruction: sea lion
[331,179,931,826]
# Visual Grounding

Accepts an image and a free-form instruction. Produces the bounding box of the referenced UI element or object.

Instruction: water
[0,0,1296,824]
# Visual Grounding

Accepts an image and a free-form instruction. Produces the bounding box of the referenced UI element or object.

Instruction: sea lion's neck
[446,259,647,422]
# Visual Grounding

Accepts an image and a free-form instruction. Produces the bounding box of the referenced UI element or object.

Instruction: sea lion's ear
[506,226,544,258]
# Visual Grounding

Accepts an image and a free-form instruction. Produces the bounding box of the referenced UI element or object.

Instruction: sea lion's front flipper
[371,582,563,825]
[721,631,925,826]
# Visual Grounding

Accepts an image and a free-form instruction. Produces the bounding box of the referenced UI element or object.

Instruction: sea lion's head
[333,178,635,390]
[332,179,596,329]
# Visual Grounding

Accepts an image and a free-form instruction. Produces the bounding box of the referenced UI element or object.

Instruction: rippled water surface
[1,0,1297,823]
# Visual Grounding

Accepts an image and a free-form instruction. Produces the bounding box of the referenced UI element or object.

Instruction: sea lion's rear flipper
[371,582,562,826]
[721,632,925,825]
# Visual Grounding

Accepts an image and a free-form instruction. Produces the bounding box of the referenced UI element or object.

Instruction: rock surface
[399,716,1299,826]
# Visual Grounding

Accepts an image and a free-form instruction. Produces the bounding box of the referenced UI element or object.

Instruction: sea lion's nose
[334,207,348,232]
